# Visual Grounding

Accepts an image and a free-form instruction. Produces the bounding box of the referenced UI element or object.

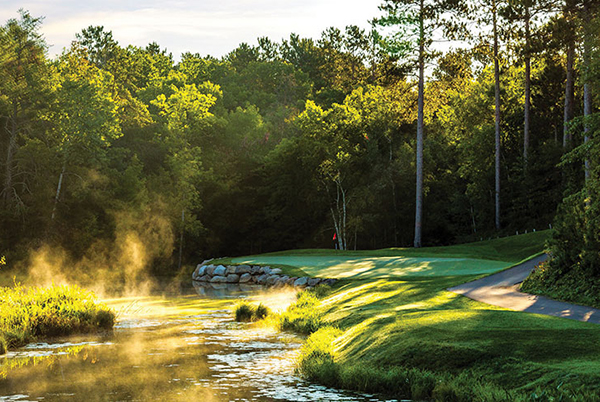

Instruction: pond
[0,284,398,402]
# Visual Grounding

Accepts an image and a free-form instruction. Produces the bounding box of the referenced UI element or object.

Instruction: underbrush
[0,284,115,353]
[521,260,600,309]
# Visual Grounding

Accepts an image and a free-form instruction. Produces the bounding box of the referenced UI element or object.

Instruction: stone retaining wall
[192,261,336,289]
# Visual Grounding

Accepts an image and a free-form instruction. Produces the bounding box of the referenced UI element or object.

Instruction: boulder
[260,266,272,275]
[196,274,211,282]
[205,265,216,276]
[213,265,227,277]
[193,264,206,279]
[294,277,309,287]
[279,275,290,283]
[256,274,269,285]
[226,265,237,275]
[266,275,280,285]
[308,278,321,287]
[210,275,227,283]
[270,268,282,275]
[235,265,251,275]
[226,274,240,283]
[251,266,261,275]
[286,277,298,285]
[323,278,338,287]
[239,273,252,283]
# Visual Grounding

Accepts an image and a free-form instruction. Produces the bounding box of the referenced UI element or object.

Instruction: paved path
[448,254,600,324]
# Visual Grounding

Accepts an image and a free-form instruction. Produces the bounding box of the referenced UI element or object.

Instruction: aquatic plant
[0,284,115,353]
[234,302,270,322]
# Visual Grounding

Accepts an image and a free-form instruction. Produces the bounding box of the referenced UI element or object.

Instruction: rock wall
[192,261,337,289]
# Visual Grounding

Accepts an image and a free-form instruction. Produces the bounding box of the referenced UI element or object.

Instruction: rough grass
[254,233,600,401]
[0,284,115,353]
[278,287,329,334]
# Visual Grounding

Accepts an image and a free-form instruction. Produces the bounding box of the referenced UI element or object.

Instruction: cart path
[448,254,600,324]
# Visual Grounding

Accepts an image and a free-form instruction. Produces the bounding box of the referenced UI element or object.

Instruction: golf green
[230,255,511,279]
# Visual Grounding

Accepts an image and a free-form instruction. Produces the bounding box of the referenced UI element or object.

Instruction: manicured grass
[231,231,550,279]
[0,284,115,354]
[251,232,600,400]
[292,277,600,400]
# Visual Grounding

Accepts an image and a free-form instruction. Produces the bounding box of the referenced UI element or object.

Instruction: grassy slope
[244,230,600,397]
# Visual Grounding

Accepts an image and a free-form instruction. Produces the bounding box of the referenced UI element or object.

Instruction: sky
[1,0,383,60]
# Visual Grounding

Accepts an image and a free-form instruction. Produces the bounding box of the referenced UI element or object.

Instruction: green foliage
[0,6,593,282]
[0,284,115,353]
[234,301,270,322]
[522,260,600,309]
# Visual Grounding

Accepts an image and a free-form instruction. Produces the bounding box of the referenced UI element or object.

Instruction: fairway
[230,255,511,279]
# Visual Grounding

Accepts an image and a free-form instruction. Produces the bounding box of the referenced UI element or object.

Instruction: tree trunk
[2,103,18,206]
[414,0,425,248]
[493,0,501,231]
[178,208,185,271]
[583,1,592,183]
[329,178,347,251]
[523,6,531,169]
[563,5,575,149]
[51,159,67,221]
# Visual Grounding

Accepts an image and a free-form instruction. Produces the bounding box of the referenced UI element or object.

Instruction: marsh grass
[234,301,270,322]
[0,284,115,353]
[278,285,332,334]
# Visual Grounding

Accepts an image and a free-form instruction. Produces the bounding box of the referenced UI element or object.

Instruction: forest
[0,0,598,291]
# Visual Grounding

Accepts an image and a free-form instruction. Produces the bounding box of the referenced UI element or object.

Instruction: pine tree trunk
[583,1,592,183]
[414,0,425,248]
[493,0,501,231]
[523,7,531,169]
[563,5,575,149]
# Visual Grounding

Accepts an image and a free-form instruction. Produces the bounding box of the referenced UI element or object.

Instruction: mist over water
[0,287,397,402]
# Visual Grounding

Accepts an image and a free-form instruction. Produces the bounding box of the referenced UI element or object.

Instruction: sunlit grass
[0,284,115,354]
[255,233,600,400]
[229,231,550,279]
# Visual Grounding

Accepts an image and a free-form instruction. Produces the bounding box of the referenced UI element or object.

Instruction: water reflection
[0,291,396,401]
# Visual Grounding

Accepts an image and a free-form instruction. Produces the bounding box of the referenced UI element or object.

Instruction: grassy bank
[0,284,115,354]
[245,232,600,401]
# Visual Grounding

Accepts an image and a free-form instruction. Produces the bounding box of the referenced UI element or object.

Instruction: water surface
[0,287,396,402]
